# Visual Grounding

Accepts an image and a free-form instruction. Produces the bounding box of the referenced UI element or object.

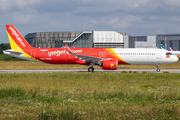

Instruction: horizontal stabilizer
[3,49,23,56]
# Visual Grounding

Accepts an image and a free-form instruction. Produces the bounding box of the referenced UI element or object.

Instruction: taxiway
[0,69,180,73]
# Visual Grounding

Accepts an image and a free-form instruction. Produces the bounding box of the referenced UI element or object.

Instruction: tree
[0,43,10,54]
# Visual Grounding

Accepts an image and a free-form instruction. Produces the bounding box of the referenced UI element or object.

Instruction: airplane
[3,25,178,72]
[160,44,180,57]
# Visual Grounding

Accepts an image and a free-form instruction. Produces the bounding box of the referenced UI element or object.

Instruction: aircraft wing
[74,54,105,63]
[64,44,107,64]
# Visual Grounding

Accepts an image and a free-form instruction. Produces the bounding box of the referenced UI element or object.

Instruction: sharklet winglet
[64,44,74,54]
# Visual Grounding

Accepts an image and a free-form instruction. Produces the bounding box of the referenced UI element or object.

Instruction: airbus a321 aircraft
[3,25,178,72]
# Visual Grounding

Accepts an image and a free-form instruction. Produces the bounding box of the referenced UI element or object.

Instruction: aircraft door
[99,51,106,57]
[31,49,36,58]
[156,50,162,59]
[26,50,36,58]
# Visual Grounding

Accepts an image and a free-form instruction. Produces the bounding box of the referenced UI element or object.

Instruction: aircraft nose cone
[174,56,179,62]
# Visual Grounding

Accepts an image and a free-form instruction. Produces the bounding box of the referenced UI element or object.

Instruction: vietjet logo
[110,63,114,67]
[9,26,26,47]
[48,50,82,57]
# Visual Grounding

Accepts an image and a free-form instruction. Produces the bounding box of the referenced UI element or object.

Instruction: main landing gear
[88,62,95,72]
[156,64,160,72]
[88,67,94,72]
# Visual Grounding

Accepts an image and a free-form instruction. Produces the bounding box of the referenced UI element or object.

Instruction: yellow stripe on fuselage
[106,48,128,64]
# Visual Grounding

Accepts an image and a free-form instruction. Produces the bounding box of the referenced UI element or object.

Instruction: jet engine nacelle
[100,60,118,70]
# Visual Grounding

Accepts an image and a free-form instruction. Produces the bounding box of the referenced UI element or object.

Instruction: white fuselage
[113,48,178,65]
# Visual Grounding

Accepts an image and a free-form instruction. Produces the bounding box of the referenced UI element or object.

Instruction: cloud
[0,0,39,12]
[0,0,180,43]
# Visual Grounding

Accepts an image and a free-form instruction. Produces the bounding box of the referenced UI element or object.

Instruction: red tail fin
[6,25,33,51]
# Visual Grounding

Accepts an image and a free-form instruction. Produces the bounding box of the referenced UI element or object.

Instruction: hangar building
[24,31,134,48]
[134,36,156,48]
[156,34,180,50]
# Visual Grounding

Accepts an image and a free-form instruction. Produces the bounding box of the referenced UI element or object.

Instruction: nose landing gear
[156,64,160,72]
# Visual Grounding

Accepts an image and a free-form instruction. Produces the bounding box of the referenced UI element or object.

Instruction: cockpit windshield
[166,52,173,55]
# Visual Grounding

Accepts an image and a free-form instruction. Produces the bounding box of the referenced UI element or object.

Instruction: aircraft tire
[88,67,94,72]
[157,69,160,72]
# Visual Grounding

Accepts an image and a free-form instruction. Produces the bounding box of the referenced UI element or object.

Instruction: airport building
[133,36,156,48]
[156,34,180,50]
[24,31,134,48]
[24,32,81,48]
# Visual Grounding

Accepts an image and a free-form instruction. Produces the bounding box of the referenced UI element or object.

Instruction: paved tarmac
[0,69,180,73]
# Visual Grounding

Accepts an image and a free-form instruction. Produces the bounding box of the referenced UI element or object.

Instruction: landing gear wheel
[156,64,160,72]
[88,67,94,72]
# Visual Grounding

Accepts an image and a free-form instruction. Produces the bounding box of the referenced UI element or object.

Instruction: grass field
[0,54,25,61]
[0,60,180,70]
[0,72,180,119]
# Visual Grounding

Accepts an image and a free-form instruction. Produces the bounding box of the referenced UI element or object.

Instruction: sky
[1,0,180,43]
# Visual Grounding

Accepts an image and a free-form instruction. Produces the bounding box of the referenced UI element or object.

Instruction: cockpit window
[166,52,173,55]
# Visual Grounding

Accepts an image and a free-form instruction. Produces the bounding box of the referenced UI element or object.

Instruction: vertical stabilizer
[4,25,38,61]
[160,44,166,50]
[169,47,173,51]
[6,25,33,52]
